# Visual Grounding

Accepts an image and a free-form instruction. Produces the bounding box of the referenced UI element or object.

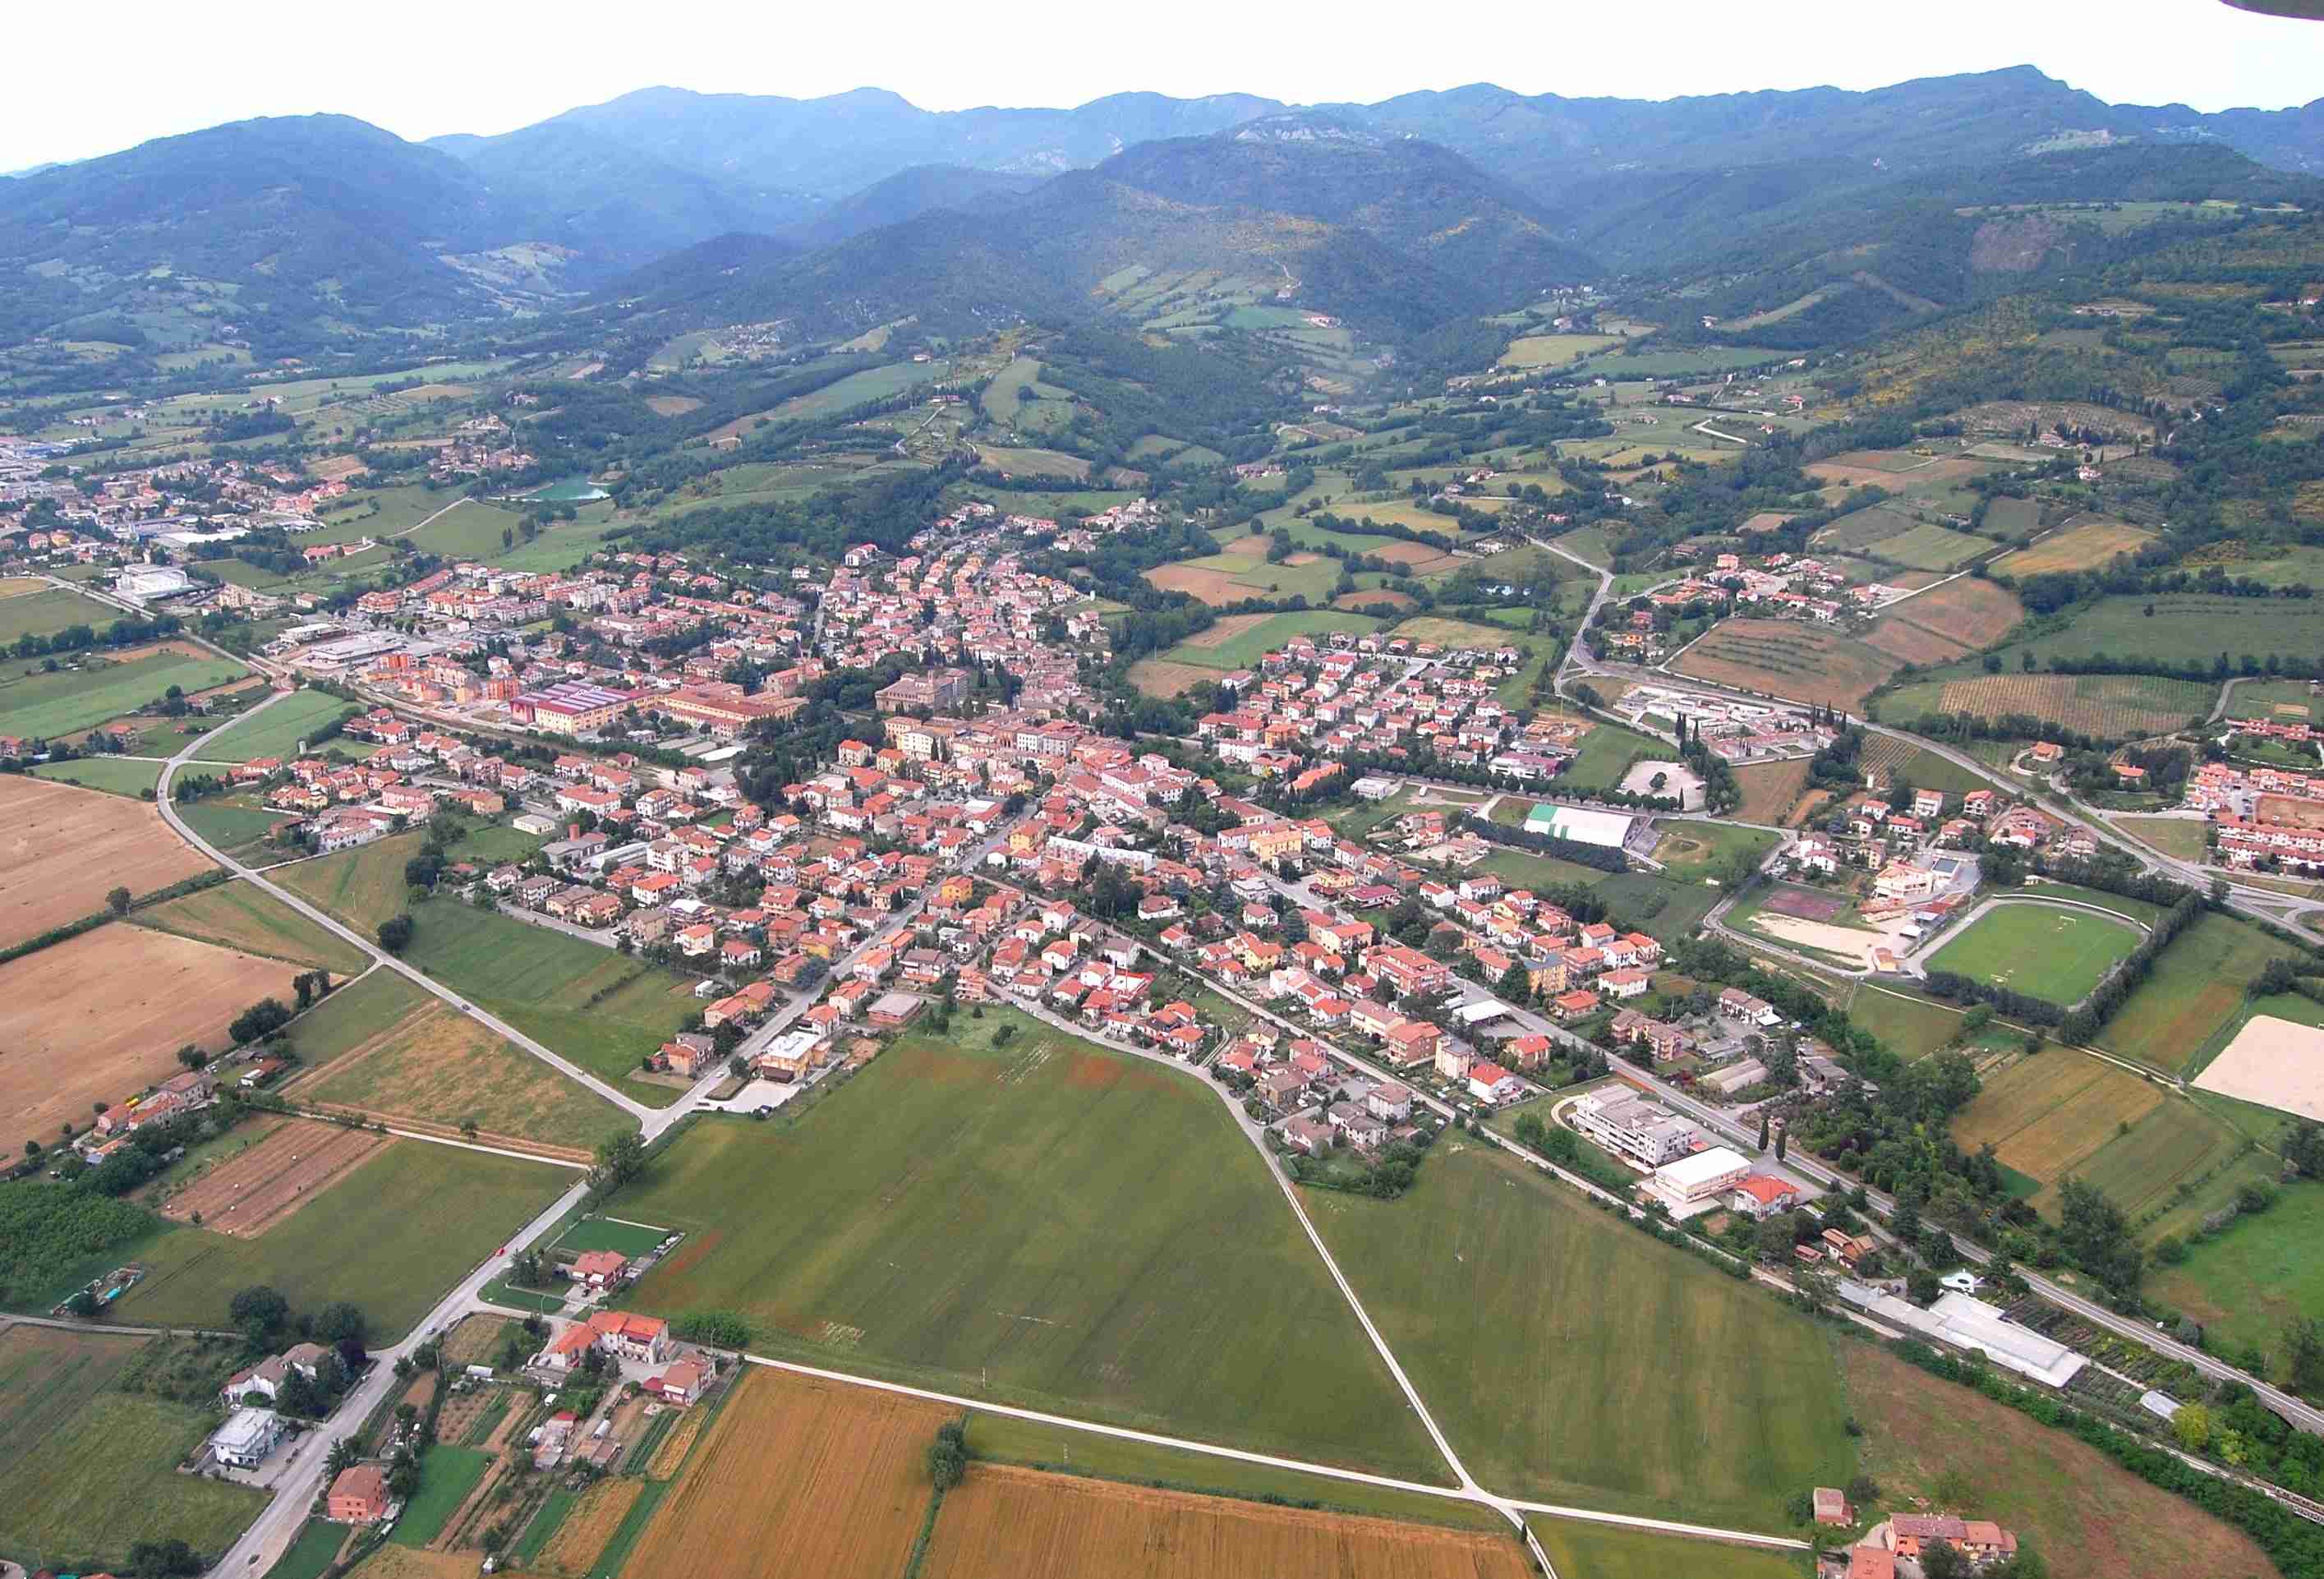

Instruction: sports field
[1154,609,1380,670]
[134,882,370,973]
[1925,904,2141,1006]
[114,1139,571,1339]
[2096,914,2303,1073]
[1305,1144,1854,1530]
[618,1013,1445,1480]
[1843,1341,2274,1579]
[624,1368,948,1579]
[200,689,360,762]
[0,647,247,739]
[0,1330,267,1566]
[921,1464,1534,1579]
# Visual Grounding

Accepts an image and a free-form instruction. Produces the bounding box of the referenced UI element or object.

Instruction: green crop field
[275,832,423,934]
[0,1333,267,1567]
[1305,1144,1853,1530]
[1560,720,1667,791]
[0,651,248,739]
[115,1140,570,1340]
[200,690,360,762]
[281,967,432,1066]
[29,755,163,797]
[1157,609,1382,670]
[2008,594,2322,670]
[1926,905,2141,1006]
[1868,522,1994,571]
[389,1445,491,1547]
[1595,871,1723,946]
[617,1010,1447,1481]
[962,1412,1503,1531]
[135,883,370,974]
[1528,1519,1808,1579]
[399,900,698,1103]
[263,1519,348,1579]
[0,585,122,642]
[2096,914,2302,1073]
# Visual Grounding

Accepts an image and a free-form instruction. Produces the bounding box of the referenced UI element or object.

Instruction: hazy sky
[10,0,2322,168]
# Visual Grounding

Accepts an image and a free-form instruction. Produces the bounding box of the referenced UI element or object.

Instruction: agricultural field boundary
[730,1351,1811,1556]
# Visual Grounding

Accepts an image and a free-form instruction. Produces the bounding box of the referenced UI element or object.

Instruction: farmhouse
[328,1463,390,1523]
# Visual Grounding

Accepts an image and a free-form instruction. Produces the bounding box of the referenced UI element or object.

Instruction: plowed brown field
[624,1368,950,1579]
[0,775,212,946]
[1865,578,2024,665]
[1672,619,1899,711]
[919,1464,1532,1579]
[1733,759,1810,825]
[159,1120,391,1236]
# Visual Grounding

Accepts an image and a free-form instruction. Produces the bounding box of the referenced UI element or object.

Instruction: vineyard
[1878,673,2216,739]
[1673,619,1898,711]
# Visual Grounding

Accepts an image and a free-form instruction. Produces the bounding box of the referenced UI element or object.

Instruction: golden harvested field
[1864,578,2024,664]
[1176,612,1273,650]
[1733,758,1811,825]
[159,1119,392,1236]
[1143,564,1250,605]
[439,1314,511,1366]
[647,1404,709,1477]
[342,1547,476,1579]
[645,395,703,417]
[1929,674,2213,738]
[1672,619,1899,711]
[0,926,296,1154]
[1992,519,2157,577]
[0,775,213,946]
[1126,660,1218,699]
[919,1464,1532,1579]
[534,1477,643,1577]
[1951,1052,2164,1184]
[287,999,616,1158]
[1337,590,1418,613]
[625,1368,951,1579]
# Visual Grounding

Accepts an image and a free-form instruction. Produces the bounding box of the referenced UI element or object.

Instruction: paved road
[213,1176,590,1578]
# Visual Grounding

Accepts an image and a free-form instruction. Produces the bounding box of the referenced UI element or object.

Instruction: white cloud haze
[11,0,2322,169]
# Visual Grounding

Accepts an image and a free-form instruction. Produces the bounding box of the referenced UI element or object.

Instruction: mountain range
[3,67,2321,355]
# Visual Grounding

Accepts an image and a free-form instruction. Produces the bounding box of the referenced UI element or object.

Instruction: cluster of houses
[2184,758,2324,874]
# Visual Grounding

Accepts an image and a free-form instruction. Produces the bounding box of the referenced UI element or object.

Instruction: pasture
[115,1140,571,1339]
[176,793,296,859]
[1877,672,2215,739]
[617,1013,1445,1479]
[2096,914,2303,1073]
[1843,1341,2275,1579]
[289,999,626,1155]
[0,1353,267,1567]
[0,925,298,1157]
[0,773,213,946]
[1852,734,1993,798]
[2150,1178,2324,1364]
[200,689,360,762]
[624,1368,947,1579]
[1125,659,1219,699]
[27,754,164,797]
[1863,578,2023,665]
[134,882,370,973]
[282,967,433,1066]
[389,1447,491,1548]
[1499,333,1622,367]
[921,1466,1533,1579]
[1305,1144,1853,1530]
[0,647,248,740]
[1847,983,1972,1061]
[1925,905,2141,1006]
[2007,593,2321,671]
[1672,620,1899,711]
[1154,609,1380,671]
[1991,518,2156,577]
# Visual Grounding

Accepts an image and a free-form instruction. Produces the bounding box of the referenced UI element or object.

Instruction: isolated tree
[229,1285,290,1343]
[927,1420,969,1489]
[106,885,133,916]
[377,914,414,953]
[176,1044,206,1070]
[592,1131,647,1190]
[1756,1114,1770,1153]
